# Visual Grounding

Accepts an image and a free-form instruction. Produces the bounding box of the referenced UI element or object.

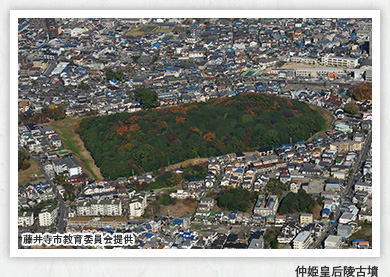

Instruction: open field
[51,118,103,180]
[159,200,198,217]
[125,25,174,36]
[280,62,343,70]
[18,158,45,186]
[146,198,198,218]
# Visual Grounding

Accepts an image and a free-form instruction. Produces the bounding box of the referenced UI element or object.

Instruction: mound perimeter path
[51,118,104,180]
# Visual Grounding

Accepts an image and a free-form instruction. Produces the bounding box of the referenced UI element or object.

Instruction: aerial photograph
[16,17,374,251]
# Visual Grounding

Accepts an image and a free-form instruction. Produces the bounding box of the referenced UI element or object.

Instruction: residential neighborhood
[17,17,374,250]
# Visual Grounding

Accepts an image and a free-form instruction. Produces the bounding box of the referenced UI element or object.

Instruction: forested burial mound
[78,93,325,179]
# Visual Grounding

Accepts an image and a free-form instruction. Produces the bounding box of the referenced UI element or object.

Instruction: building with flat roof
[321,54,359,68]
[293,231,313,249]
[18,211,34,227]
[300,213,313,224]
[324,235,343,249]
[38,205,58,226]
[254,195,279,217]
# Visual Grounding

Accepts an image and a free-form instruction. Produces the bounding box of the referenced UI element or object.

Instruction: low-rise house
[324,235,343,249]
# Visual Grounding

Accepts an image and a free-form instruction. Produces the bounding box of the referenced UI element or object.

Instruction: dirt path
[164,157,209,172]
[307,104,334,141]
[51,118,103,180]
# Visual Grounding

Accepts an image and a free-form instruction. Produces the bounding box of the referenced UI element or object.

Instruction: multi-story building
[52,156,82,176]
[321,54,359,68]
[293,231,313,249]
[295,68,345,78]
[254,195,279,217]
[76,199,122,216]
[18,211,34,227]
[129,192,147,217]
[38,205,58,226]
[300,213,313,224]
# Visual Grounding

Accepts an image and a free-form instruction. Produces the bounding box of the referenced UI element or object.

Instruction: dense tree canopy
[134,88,158,109]
[216,188,258,212]
[105,69,124,81]
[278,189,315,215]
[344,102,359,115]
[78,93,325,179]
[349,83,372,101]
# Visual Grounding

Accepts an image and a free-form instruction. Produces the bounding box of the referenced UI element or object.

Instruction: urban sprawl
[18,18,373,250]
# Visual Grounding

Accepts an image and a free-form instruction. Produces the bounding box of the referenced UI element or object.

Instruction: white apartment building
[355,182,372,195]
[321,54,359,68]
[18,211,34,227]
[129,192,147,217]
[293,231,313,249]
[76,199,122,216]
[38,205,58,227]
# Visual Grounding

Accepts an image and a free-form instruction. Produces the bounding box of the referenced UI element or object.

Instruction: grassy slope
[51,118,103,180]
[18,157,44,186]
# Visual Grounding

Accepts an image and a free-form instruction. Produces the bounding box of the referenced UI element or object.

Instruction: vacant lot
[51,118,103,180]
[159,199,198,217]
[125,25,174,36]
[280,62,340,70]
[18,158,44,186]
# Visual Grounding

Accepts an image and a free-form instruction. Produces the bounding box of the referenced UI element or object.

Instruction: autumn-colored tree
[225,99,234,106]
[212,97,226,106]
[188,104,198,110]
[158,121,169,129]
[167,106,188,114]
[116,126,128,136]
[351,83,372,100]
[203,132,216,141]
[244,129,252,144]
[245,107,256,116]
[175,116,186,123]
[271,101,280,111]
[126,115,138,124]
[21,161,31,170]
[129,124,141,132]
[286,98,293,107]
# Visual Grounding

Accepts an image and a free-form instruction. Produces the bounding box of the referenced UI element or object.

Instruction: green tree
[134,88,158,109]
[160,194,172,206]
[344,102,359,115]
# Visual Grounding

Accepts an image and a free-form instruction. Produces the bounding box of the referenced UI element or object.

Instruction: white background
[1,1,389,276]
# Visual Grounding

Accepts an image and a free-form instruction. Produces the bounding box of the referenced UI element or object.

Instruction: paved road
[312,130,372,249]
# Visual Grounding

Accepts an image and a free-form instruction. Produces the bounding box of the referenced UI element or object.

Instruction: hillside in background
[78,93,325,179]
